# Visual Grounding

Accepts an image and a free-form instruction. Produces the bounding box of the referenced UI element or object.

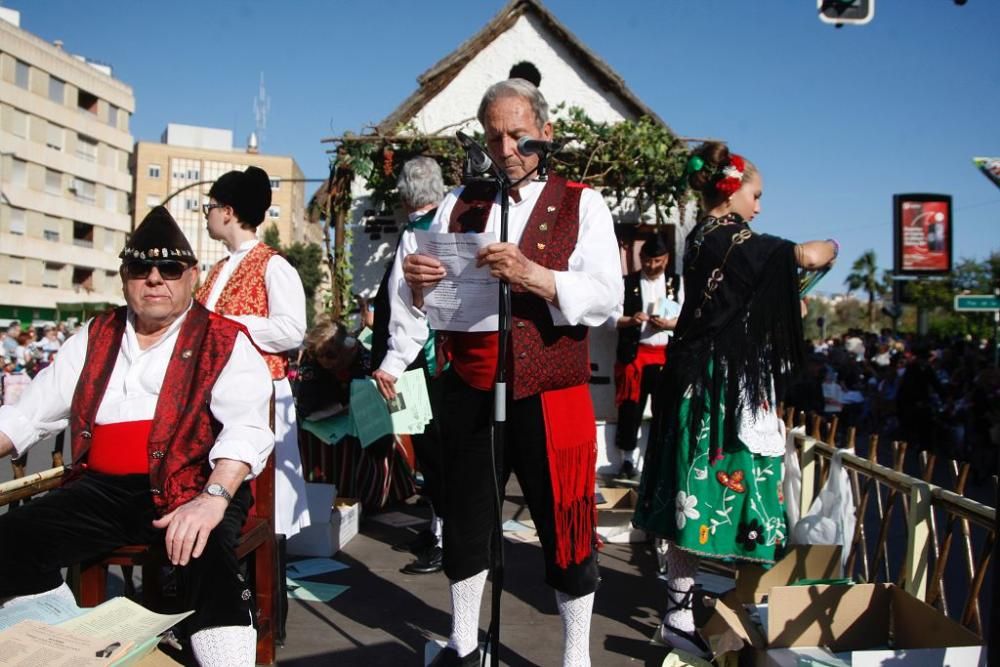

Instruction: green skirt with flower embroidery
[634,378,787,564]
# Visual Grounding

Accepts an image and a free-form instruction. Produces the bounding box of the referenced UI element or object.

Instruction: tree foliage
[844,249,885,331]
[261,223,325,327]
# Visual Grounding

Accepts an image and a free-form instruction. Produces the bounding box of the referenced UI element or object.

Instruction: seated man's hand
[152,494,228,566]
[373,369,398,400]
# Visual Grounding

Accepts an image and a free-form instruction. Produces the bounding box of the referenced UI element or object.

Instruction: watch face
[205,483,230,499]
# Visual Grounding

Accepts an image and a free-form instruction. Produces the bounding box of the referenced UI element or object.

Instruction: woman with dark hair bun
[633,142,839,655]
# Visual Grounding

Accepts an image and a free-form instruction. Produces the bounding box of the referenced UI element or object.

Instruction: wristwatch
[203,483,233,503]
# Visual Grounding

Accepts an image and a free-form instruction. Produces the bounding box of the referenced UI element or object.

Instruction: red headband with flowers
[685,153,747,197]
[714,155,746,197]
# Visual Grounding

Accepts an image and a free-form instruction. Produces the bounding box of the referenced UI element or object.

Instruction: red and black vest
[444,175,590,400]
[69,303,245,515]
[196,242,288,380]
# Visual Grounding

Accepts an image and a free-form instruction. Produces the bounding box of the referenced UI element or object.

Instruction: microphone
[517,136,561,157]
[456,131,493,174]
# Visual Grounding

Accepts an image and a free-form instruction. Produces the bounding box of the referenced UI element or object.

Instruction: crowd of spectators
[786,328,1000,480]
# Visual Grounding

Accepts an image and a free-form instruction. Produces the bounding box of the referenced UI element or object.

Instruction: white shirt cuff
[0,405,38,457]
[379,353,410,380]
[209,439,269,479]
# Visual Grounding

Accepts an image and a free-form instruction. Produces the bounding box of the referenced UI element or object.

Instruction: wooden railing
[788,410,996,637]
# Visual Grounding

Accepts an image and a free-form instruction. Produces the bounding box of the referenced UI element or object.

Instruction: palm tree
[845,250,881,331]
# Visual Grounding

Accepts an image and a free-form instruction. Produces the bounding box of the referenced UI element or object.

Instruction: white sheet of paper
[0,591,83,631]
[413,230,498,332]
[57,596,192,645]
[285,579,349,603]
[286,558,349,579]
[371,511,426,528]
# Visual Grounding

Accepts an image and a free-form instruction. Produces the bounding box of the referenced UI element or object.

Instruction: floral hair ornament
[685,155,705,174]
[715,154,746,197]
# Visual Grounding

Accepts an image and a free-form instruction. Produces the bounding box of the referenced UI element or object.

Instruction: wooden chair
[76,454,278,665]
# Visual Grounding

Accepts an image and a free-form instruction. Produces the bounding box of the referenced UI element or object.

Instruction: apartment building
[133,124,319,274]
[0,8,134,325]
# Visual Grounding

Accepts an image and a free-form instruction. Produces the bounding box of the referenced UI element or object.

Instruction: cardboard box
[595,487,646,543]
[705,582,985,666]
[287,483,361,557]
[733,545,843,603]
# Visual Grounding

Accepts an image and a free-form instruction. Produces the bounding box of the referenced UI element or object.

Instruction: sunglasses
[122,260,190,281]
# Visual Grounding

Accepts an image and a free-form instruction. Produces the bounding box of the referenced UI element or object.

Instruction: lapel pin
[181,350,193,359]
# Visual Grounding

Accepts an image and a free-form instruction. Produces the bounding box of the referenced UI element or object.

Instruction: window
[7,257,24,285]
[73,221,94,248]
[45,169,62,195]
[105,187,118,213]
[185,198,199,211]
[44,216,62,242]
[76,135,98,162]
[14,60,29,89]
[104,230,116,253]
[46,122,64,151]
[72,178,96,203]
[146,195,162,208]
[270,178,281,190]
[108,104,118,128]
[43,263,62,288]
[48,76,64,104]
[77,89,98,114]
[9,108,27,138]
[148,164,161,178]
[72,266,94,291]
[186,168,200,180]
[8,208,26,235]
[268,205,281,219]
[10,159,27,188]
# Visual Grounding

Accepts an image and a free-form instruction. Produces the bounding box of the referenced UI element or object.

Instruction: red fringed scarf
[541,384,598,568]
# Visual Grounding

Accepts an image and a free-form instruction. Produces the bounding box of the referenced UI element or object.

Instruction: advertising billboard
[893,193,952,275]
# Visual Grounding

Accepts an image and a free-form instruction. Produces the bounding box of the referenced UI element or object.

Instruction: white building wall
[408,14,634,136]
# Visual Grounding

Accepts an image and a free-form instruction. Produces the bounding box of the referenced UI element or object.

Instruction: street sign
[954,294,1000,312]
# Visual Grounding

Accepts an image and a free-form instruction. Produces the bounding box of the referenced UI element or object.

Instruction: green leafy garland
[326,108,690,315]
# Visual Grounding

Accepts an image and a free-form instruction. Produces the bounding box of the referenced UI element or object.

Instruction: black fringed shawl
[655,213,805,463]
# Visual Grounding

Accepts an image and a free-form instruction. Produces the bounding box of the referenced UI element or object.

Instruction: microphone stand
[459,156,549,667]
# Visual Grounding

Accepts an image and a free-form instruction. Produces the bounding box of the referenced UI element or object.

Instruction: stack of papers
[349,368,433,447]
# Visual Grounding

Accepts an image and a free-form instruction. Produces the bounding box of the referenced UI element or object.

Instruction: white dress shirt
[204,239,306,354]
[0,305,275,477]
[379,179,621,379]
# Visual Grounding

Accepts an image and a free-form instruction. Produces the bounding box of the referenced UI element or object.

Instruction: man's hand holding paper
[411,231,499,332]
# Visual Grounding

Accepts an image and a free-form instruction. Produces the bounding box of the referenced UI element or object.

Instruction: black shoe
[429,646,479,667]
[401,546,443,574]
[392,528,436,554]
[619,459,637,479]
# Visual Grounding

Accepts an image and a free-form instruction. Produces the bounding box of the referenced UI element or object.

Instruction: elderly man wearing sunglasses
[0,206,273,667]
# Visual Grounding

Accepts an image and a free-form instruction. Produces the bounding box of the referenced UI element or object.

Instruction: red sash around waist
[87,420,154,475]
[614,343,667,407]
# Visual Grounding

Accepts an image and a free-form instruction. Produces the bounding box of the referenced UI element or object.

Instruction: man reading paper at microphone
[373,78,620,667]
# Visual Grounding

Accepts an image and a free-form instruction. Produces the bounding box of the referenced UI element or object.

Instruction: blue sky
[7,0,998,292]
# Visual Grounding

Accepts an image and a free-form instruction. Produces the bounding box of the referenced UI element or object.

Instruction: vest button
[516,322,526,328]
[81,430,92,439]
[519,352,527,359]
[151,450,165,459]
[150,488,161,495]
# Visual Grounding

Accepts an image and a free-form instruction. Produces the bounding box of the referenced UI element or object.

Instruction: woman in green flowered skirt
[633,142,839,655]
[636,372,787,564]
